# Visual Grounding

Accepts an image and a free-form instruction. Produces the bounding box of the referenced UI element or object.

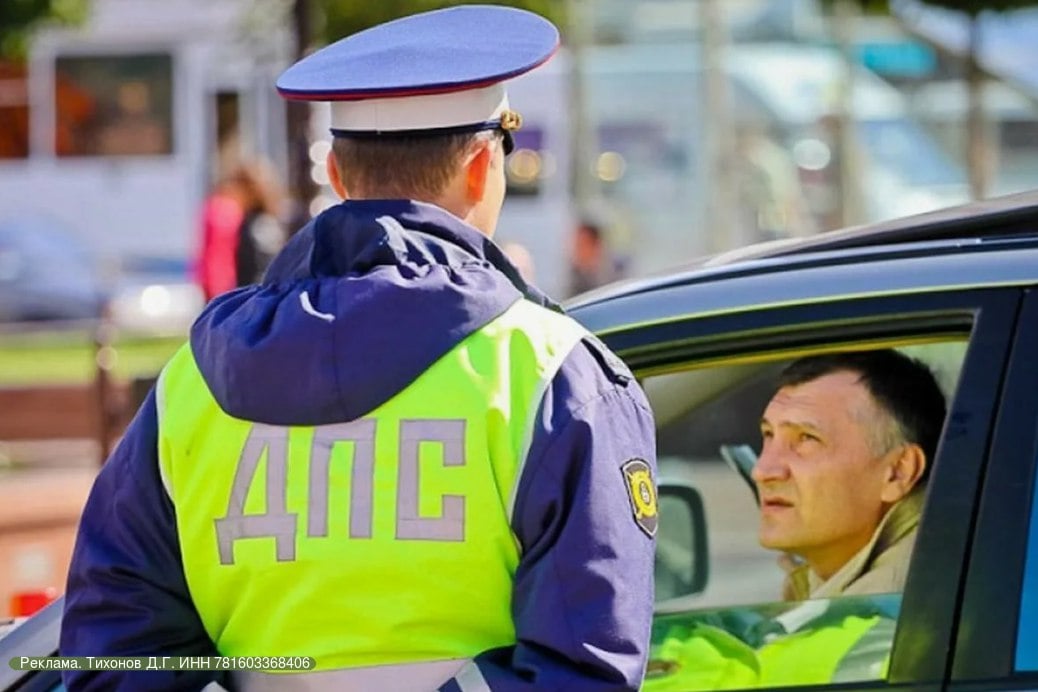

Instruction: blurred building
[893,1,1038,197]
[0,0,292,283]
[591,0,826,44]
[262,0,1038,300]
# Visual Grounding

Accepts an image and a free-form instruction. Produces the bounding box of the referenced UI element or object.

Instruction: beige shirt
[785,487,926,601]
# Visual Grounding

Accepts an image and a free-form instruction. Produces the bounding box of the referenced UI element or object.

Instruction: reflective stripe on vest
[831,615,895,682]
[232,657,485,692]
[644,610,893,690]
[156,298,587,672]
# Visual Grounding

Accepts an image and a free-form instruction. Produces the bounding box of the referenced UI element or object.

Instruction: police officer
[60,7,658,691]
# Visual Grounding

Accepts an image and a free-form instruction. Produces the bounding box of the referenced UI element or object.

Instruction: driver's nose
[752,440,790,484]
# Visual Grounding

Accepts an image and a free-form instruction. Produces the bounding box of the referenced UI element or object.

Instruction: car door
[948,287,1038,690]
[572,279,1022,691]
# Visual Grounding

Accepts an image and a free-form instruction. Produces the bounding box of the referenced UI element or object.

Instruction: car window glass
[645,338,966,690]
[1016,454,1038,672]
[649,593,901,690]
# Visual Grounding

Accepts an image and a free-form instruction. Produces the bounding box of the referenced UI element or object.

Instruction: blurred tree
[816,0,870,228]
[0,0,90,160]
[914,1,1038,199]
[316,1,564,43]
[825,0,1038,201]
[0,0,89,60]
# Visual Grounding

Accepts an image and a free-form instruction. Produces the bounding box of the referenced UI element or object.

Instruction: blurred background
[2,0,1038,618]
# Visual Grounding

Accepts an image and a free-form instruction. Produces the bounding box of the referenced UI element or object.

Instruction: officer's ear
[880,443,926,504]
[326,150,349,200]
[463,139,493,204]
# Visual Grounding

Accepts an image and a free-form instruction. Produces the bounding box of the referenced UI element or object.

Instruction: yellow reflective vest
[156,299,587,674]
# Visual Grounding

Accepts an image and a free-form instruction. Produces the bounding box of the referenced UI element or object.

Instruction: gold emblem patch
[621,458,657,537]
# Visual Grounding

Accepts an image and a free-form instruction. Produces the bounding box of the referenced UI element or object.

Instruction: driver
[755,349,947,600]
[645,348,947,690]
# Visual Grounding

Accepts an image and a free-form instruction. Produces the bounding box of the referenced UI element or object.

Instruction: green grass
[0,331,185,385]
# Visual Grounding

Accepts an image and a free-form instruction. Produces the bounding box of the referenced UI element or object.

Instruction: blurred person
[807,112,865,232]
[568,218,623,297]
[96,81,168,156]
[734,122,814,242]
[194,159,287,301]
[52,70,96,158]
[193,167,243,300]
[61,7,658,692]
[233,159,288,287]
[501,240,536,283]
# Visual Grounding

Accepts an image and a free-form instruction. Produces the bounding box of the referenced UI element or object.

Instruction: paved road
[0,455,95,618]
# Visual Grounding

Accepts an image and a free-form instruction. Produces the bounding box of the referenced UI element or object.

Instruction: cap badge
[499,109,523,132]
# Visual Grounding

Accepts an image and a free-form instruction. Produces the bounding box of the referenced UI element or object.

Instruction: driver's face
[754,371,895,579]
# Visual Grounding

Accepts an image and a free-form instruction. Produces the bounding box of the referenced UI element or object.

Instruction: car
[0,215,204,337]
[3,191,1038,690]
[0,216,105,323]
[568,189,1038,690]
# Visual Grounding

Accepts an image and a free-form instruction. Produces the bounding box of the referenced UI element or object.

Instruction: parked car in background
[103,257,205,338]
[3,192,1038,690]
[0,216,204,337]
[0,217,104,323]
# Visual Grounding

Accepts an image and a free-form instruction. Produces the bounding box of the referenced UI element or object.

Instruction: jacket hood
[190,199,559,425]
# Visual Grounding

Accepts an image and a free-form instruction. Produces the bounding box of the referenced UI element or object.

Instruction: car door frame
[949,286,1038,690]
[572,283,1022,691]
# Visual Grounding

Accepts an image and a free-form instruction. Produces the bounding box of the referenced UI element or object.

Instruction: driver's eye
[798,432,818,444]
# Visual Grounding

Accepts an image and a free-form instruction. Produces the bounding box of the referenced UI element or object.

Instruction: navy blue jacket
[60,200,657,691]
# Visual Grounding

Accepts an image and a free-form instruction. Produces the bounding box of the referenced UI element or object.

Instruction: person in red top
[194,160,286,301]
[195,175,244,300]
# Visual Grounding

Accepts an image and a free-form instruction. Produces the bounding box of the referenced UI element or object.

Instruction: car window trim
[572,247,1038,339]
[887,290,1020,685]
[590,290,984,371]
[951,287,1038,684]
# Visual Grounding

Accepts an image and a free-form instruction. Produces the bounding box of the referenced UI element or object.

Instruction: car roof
[567,189,1038,315]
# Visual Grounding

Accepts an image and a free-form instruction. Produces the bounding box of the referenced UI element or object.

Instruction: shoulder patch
[582,335,632,386]
[621,458,658,538]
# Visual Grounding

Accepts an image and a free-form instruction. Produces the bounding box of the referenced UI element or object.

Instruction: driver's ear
[881,443,926,503]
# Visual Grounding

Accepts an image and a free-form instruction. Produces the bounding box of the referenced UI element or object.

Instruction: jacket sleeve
[60,390,227,692]
[441,338,658,691]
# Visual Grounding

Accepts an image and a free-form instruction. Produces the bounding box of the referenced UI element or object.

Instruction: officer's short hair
[331,131,499,199]
[777,349,947,480]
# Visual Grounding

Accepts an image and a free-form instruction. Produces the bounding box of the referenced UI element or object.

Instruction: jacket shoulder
[579,333,633,386]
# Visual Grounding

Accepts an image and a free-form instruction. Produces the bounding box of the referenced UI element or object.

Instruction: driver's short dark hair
[777,349,947,479]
